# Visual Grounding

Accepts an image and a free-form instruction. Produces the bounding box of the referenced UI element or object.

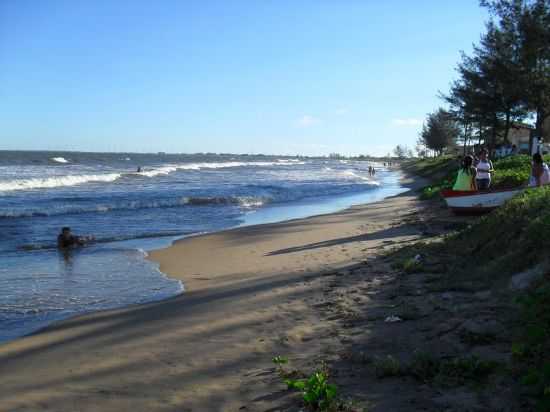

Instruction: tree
[420,109,460,155]
[415,137,428,157]
[393,144,410,159]
[482,0,550,143]
[441,19,528,153]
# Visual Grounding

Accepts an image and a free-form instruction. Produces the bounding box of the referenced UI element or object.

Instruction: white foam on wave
[0,195,270,218]
[0,160,307,192]
[50,157,69,163]
[341,169,380,185]
[0,173,122,192]
[136,160,305,178]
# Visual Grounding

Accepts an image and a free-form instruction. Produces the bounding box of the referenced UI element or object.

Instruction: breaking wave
[50,157,69,163]
[0,173,122,192]
[0,196,269,218]
[0,160,307,192]
[341,169,380,184]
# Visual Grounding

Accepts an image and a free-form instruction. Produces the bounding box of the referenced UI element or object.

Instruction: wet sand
[0,174,428,411]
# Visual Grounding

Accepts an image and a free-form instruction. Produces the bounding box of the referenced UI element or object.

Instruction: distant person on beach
[57,227,93,249]
[475,149,493,190]
[529,153,550,187]
[453,155,477,191]
[137,166,142,173]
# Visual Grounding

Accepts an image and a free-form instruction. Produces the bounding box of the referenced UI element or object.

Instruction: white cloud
[297,115,320,127]
[391,118,423,127]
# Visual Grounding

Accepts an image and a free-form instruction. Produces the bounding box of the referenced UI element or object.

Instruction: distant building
[508,122,534,153]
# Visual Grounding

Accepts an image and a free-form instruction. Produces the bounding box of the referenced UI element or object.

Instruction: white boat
[441,188,524,213]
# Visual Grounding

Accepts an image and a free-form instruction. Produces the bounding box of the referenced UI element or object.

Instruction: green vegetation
[373,355,402,378]
[419,109,460,156]
[435,186,550,280]
[402,156,456,199]
[272,357,365,411]
[425,1,550,154]
[409,353,499,388]
[406,157,550,273]
[285,370,338,410]
[399,157,550,408]
[410,154,550,200]
[403,156,455,180]
[512,278,550,411]
[371,352,499,388]
[392,256,424,274]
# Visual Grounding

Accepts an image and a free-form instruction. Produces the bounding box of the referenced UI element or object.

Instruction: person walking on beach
[529,153,550,187]
[453,155,477,191]
[475,149,493,190]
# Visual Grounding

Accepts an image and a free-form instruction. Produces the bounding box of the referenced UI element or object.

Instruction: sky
[0,1,490,156]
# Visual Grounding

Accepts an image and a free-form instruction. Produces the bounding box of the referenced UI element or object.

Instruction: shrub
[374,355,402,378]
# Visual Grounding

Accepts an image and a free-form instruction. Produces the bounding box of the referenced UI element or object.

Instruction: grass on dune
[395,182,550,409]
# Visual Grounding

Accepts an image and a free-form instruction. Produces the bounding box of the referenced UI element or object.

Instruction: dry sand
[0,174,432,412]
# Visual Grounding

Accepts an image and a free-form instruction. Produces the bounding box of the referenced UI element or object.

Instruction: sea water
[0,151,406,342]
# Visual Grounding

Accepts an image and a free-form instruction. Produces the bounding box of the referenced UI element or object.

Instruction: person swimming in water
[57,227,93,249]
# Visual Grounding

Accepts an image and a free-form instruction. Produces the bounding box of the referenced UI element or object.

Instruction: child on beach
[529,153,550,187]
[453,155,477,191]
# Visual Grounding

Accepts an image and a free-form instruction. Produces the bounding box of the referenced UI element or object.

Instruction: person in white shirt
[529,153,550,187]
[475,149,493,190]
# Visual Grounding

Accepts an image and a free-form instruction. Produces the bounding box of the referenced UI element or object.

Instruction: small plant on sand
[397,352,499,387]
[272,357,363,411]
[373,355,402,378]
[272,355,288,367]
[435,356,499,387]
[272,355,289,377]
[409,352,440,382]
[392,256,423,274]
[285,368,338,411]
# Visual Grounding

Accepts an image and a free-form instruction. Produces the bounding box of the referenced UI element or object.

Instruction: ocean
[0,150,406,343]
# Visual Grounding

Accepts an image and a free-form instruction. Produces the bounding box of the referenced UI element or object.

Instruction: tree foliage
[435,0,550,153]
[393,144,413,159]
[419,109,460,155]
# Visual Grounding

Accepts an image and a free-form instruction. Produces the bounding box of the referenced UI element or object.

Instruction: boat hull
[441,188,524,213]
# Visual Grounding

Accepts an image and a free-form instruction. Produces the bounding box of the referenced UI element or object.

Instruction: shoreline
[0,167,403,345]
[148,168,420,292]
[0,169,432,411]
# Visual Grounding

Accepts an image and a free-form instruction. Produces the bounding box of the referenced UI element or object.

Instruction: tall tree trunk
[536,107,546,139]
[478,122,483,147]
[503,111,511,144]
[463,122,470,155]
[532,107,547,153]
[490,113,498,153]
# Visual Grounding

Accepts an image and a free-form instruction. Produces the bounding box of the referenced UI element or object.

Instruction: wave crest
[0,173,122,192]
[0,195,269,218]
[50,157,69,163]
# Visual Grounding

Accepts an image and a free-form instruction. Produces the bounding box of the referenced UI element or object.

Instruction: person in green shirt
[453,155,478,191]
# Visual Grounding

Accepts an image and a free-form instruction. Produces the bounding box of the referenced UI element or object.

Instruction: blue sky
[0,1,489,156]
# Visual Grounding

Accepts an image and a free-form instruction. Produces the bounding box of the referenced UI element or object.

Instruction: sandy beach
[0,174,433,411]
